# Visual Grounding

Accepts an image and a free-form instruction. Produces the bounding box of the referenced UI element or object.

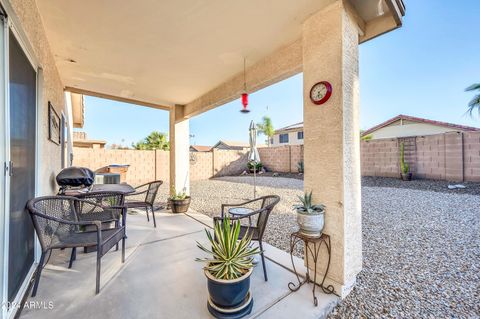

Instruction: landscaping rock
[187,176,480,318]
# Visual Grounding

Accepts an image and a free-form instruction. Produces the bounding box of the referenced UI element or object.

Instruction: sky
[79,0,480,147]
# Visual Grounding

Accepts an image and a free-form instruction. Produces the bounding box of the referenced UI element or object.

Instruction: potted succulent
[169,189,191,213]
[293,191,326,237]
[196,218,259,318]
[247,161,263,173]
[400,142,412,181]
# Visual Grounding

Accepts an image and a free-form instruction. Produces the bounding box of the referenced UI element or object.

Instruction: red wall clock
[310,81,332,105]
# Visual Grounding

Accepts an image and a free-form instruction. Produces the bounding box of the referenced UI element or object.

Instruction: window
[297,131,304,140]
[279,133,289,143]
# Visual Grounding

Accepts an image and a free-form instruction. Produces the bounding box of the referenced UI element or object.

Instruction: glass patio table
[228,207,254,226]
[63,183,136,196]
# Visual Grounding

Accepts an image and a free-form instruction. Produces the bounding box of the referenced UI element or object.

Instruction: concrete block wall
[398,137,416,174]
[362,131,480,182]
[290,145,304,172]
[190,152,213,181]
[155,150,170,183]
[212,149,249,176]
[73,148,158,186]
[463,132,480,181]
[360,139,399,177]
[73,131,480,184]
[444,132,464,182]
[258,145,304,173]
[258,146,290,172]
[416,134,445,180]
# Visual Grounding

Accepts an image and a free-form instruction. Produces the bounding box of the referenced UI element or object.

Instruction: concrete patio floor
[20,210,338,319]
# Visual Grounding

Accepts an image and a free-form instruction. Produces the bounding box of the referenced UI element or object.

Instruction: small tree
[133,131,170,150]
[400,142,409,174]
[465,83,480,116]
[256,116,275,146]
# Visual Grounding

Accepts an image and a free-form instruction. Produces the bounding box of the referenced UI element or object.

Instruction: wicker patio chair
[69,192,126,268]
[213,195,280,281]
[27,196,126,296]
[124,180,163,227]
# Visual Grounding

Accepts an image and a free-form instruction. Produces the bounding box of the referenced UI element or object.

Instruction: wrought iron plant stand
[288,231,335,306]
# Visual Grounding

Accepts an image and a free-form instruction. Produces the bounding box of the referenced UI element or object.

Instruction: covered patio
[20,210,338,319]
[41,0,403,296]
[0,0,404,318]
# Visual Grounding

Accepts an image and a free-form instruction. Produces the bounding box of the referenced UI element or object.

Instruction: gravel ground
[188,176,480,319]
[190,176,304,254]
[363,176,480,196]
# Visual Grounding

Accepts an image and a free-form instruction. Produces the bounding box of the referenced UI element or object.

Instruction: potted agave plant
[196,218,259,318]
[169,189,191,213]
[293,191,326,237]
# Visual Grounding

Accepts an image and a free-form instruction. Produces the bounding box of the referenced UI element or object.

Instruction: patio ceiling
[36,0,404,113]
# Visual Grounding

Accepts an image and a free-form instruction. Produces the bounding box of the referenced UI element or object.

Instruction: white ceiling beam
[64,87,171,111]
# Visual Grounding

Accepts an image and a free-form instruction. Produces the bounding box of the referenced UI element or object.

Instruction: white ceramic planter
[296,211,324,237]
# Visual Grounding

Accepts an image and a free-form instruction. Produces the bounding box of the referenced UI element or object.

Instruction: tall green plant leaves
[196,218,260,280]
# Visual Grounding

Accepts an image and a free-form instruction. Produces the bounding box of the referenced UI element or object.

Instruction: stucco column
[303,1,362,298]
[169,105,190,195]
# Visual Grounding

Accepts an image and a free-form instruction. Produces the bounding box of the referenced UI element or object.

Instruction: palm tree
[466,83,480,116]
[133,131,170,150]
[256,116,275,147]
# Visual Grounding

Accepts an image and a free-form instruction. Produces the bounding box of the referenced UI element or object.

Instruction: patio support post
[302,1,362,298]
[169,105,190,195]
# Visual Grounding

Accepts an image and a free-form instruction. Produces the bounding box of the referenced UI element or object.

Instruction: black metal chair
[124,180,163,227]
[27,196,126,296]
[214,195,280,281]
[69,191,126,268]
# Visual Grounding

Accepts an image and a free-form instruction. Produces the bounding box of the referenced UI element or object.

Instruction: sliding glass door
[7,29,36,302]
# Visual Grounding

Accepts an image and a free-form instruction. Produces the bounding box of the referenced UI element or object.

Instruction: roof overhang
[36,0,405,116]
[70,93,84,128]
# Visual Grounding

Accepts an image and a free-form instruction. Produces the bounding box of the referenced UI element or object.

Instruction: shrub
[400,142,410,174]
[247,161,263,171]
[297,160,304,173]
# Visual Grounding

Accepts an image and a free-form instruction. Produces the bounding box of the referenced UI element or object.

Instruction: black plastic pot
[169,197,191,213]
[205,268,253,318]
[401,172,412,181]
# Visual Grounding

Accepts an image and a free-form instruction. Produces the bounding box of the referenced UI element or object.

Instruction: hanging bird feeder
[240,58,250,113]
[240,92,249,113]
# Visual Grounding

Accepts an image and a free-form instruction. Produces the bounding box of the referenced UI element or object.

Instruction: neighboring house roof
[212,140,266,149]
[190,145,212,152]
[275,122,303,133]
[212,140,250,148]
[73,139,107,148]
[73,131,107,148]
[361,114,480,137]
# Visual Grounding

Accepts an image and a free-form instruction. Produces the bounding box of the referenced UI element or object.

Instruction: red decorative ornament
[240,57,251,113]
[240,92,250,113]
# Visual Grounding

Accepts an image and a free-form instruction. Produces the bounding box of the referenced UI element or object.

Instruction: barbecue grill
[56,166,95,194]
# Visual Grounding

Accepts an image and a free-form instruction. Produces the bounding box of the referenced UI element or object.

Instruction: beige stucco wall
[169,107,190,195]
[9,0,66,195]
[303,1,361,297]
[370,122,462,139]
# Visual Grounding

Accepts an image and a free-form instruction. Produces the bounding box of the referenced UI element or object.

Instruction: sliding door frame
[0,1,41,317]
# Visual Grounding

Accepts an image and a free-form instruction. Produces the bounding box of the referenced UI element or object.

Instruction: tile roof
[189,145,212,152]
[275,122,303,133]
[362,114,480,136]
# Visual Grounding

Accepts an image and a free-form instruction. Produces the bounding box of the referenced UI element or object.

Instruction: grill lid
[56,166,95,187]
